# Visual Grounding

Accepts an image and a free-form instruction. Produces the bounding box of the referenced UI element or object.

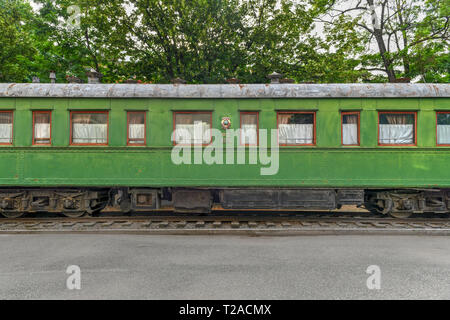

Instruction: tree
[311,0,450,82]
[120,0,318,83]
[234,0,318,83]
[32,0,131,82]
[0,0,36,82]
[32,0,318,83]
[119,0,244,83]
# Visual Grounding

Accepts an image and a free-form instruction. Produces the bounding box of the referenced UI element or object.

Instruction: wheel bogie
[0,188,109,218]
[364,189,450,218]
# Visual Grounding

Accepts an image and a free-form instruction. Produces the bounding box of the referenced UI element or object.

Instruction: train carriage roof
[0,83,449,98]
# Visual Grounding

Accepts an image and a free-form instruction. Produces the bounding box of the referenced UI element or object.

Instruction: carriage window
[0,111,13,145]
[437,112,450,146]
[173,112,212,145]
[71,111,108,145]
[240,112,258,146]
[33,111,51,145]
[342,112,359,146]
[378,112,416,145]
[127,112,146,145]
[277,112,315,145]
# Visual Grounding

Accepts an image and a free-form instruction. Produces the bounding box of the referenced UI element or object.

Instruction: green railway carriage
[0,82,449,218]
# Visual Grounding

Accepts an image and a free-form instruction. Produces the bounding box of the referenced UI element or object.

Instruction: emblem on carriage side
[221,117,232,130]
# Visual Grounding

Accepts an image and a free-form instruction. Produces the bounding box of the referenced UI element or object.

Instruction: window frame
[172,111,213,146]
[127,111,147,146]
[436,111,450,147]
[377,111,417,147]
[0,110,14,146]
[32,110,52,146]
[240,111,259,146]
[276,111,316,146]
[341,111,360,146]
[70,110,109,146]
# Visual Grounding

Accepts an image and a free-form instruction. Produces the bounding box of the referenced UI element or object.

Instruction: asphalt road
[0,234,449,300]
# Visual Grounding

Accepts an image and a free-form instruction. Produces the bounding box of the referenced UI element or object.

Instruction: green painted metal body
[0,96,449,188]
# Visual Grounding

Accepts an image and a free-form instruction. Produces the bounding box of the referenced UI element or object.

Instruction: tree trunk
[374,28,397,82]
[396,0,410,75]
[367,0,396,82]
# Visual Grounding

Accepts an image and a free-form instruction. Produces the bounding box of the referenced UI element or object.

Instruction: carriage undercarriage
[1,187,449,219]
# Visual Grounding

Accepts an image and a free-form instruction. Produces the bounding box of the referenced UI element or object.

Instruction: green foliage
[123,0,318,83]
[0,0,37,82]
[31,0,131,82]
[0,0,447,83]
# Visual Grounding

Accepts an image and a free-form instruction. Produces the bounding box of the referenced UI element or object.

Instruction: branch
[358,67,388,72]
[356,23,374,34]
[313,17,338,26]
[408,17,450,47]
[380,0,388,30]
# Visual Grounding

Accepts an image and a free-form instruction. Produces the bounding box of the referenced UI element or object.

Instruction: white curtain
[0,123,12,143]
[379,124,414,144]
[34,123,50,140]
[241,124,257,145]
[73,123,107,144]
[129,124,145,142]
[438,125,450,145]
[175,121,210,144]
[278,124,313,144]
[343,124,358,145]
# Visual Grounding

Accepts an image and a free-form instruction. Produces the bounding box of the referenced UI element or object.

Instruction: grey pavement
[0,234,449,299]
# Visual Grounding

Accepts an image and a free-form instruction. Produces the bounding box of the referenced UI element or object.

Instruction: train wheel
[389,211,413,219]
[62,211,86,218]
[1,211,25,218]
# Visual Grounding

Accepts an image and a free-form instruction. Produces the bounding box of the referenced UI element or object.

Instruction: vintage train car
[0,83,449,218]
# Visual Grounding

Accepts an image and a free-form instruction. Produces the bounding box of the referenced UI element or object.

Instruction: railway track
[0,211,449,235]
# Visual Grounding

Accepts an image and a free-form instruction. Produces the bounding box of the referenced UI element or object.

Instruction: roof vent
[49,71,56,84]
[86,69,103,84]
[267,72,283,84]
[171,78,187,84]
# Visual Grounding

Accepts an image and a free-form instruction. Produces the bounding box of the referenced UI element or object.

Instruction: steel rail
[1,211,449,235]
